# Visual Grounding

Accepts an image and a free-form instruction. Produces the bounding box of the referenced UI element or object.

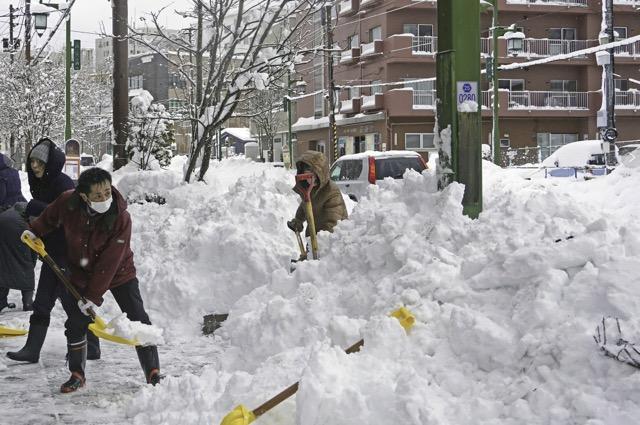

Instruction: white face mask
[89,197,112,214]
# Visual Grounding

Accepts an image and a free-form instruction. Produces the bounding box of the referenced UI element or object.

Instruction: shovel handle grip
[21,232,47,258]
[294,173,314,202]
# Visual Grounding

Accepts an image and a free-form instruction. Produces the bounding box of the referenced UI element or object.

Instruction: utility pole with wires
[323,5,338,163]
[112,0,128,170]
[24,0,31,63]
[598,0,618,168]
[9,4,16,161]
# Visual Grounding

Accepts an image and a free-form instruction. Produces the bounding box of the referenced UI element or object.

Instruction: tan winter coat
[293,151,348,236]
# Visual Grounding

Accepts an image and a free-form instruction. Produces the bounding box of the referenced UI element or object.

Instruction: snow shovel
[21,232,139,346]
[0,326,28,338]
[289,231,307,272]
[293,173,318,260]
[219,307,415,425]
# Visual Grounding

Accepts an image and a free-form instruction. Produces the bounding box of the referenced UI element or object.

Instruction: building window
[350,86,361,99]
[615,79,629,91]
[349,34,359,48]
[536,133,578,161]
[316,142,326,154]
[405,133,435,150]
[403,24,433,37]
[550,80,577,92]
[128,74,143,89]
[614,26,628,39]
[548,28,577,54]
[498,79,524,91]
[369,26,382,42]
[405,24,434,53]
[314,93,324,118]
[403,78,434,92]
[371,80,382,95]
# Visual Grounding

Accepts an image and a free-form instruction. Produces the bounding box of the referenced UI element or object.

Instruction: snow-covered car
[329,151,427,201]
[541,139,618,169]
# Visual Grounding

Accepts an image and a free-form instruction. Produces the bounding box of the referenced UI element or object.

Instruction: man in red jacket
[28,167,160,393]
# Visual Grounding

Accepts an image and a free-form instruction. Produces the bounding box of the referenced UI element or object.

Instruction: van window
[330,159,363,181]
[375,157,424,179]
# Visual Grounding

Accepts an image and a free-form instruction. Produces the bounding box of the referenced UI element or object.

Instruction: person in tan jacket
[287,151,348,236]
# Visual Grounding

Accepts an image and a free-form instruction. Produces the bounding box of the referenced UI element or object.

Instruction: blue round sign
[463,83,472,93]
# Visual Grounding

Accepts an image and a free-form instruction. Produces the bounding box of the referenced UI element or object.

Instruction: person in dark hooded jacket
[0,152,26,209]
[287,151,348,237]
[7,138,101,364]
[0,152,29,312]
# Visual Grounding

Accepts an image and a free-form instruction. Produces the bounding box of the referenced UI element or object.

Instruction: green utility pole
[436,0,482,218]
[65,15,71,140]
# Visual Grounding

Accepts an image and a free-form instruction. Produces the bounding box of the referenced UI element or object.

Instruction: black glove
[287,219,303,233]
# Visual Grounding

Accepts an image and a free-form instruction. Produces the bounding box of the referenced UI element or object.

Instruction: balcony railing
[482,91,492,109]
[340,49,353,63]
[520,38,594,57]
[613,0,639,4]
[614,41,640,57]
[615,91,640,109]
[412,36,437,54]
[413,90,436,108]
[507,91,588,109]
[361,40,382,57]
[505,0,588,6]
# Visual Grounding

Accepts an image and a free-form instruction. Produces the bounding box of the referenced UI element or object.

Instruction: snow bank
[91,156,640,424]
[102,157,300,340]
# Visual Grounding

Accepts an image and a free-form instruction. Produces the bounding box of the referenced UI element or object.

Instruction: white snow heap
[48,155,640,425]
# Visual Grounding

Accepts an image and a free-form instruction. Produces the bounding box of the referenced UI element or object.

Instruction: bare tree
[236,87,286,160]
[0,58,65,164]
[130,0,321,182]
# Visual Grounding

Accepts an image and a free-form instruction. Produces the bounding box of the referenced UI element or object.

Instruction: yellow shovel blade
[0,326,28,338]
[88,316,139,346]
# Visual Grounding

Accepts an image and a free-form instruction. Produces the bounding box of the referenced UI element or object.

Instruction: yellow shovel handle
[294,231,307,260]
[304,202,318,260]
[21,232,47,258]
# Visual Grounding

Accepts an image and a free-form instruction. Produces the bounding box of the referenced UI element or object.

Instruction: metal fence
[413,90,436,108]
[507,91,589,109]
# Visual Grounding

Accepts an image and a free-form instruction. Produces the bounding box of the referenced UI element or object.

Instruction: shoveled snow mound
[125,160,640,425]
[100,157,301,339]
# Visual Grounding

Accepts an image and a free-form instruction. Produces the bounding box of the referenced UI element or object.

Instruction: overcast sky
[0,0,193,52]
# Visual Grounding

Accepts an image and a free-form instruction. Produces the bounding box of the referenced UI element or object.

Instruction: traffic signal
[73,39,81,70]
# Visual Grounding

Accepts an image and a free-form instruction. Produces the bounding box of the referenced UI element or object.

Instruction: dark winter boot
[87,331,101,361]
[60,340,87,394]
[0,287,16,313]
[21,290,34,311]
[136,345,161,385]
[6,317,49,363]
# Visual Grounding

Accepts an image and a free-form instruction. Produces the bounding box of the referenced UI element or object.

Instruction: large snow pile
[115,157,640,425]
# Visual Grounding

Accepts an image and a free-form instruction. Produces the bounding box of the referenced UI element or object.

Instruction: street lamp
[482,0,517,166]
[33,13,48,36]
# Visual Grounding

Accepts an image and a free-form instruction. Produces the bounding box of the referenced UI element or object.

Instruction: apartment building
[293,0,640,165]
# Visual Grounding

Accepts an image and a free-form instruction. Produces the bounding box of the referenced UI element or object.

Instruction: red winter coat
[30,187,136,305]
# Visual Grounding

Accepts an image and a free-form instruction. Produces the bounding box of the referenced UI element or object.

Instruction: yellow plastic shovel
[0,326,28,338]
[219,307,415,425]
[21,232,139,346]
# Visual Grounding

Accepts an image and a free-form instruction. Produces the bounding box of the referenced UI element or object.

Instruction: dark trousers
[30,263,63,326]
[60,278,151,344]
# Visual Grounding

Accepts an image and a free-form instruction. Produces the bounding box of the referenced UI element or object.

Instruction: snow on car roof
[541,140,607,167]
[335,150,422,161]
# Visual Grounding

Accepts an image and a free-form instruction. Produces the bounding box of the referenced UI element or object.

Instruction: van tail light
[368,156,376,184]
